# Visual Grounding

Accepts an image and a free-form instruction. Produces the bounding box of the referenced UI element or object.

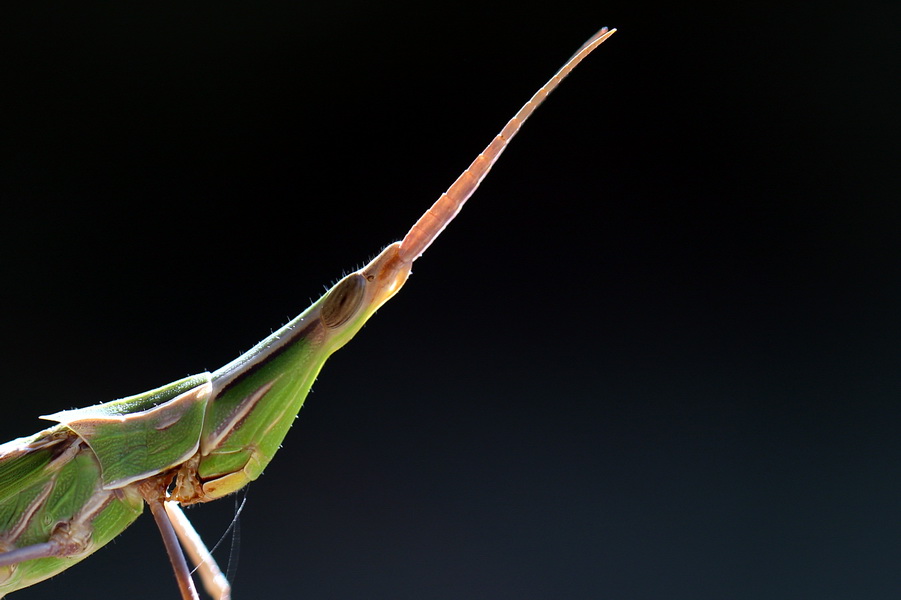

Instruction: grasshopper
[0,27,615,599]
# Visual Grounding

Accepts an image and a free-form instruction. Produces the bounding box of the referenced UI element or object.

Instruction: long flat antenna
[398,27,616,263]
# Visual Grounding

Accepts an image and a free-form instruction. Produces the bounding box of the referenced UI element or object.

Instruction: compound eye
[321,274,366,328]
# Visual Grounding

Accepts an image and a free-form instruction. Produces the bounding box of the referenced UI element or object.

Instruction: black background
[1,2,899,599]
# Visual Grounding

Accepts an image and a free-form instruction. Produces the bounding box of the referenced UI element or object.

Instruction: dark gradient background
[1,2,899,599]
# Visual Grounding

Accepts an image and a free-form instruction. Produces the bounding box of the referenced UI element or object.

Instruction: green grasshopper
[0,27,615,600]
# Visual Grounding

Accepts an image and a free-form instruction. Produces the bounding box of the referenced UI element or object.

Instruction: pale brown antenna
[398,27,616,263]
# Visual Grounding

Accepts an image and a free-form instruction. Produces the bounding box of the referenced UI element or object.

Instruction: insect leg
[0,542,62,567]
[165,502,231,600]
[141,481,201,600]
[0,509,99,566]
